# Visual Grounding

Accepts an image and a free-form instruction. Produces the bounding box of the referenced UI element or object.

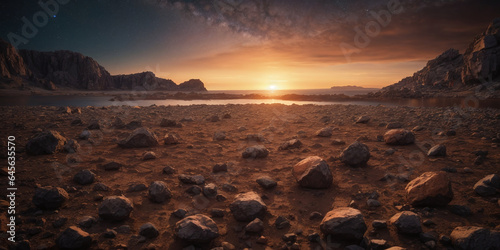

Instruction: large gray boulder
[175,214,219,243]
[405,171,453,206]
[320,207,367,241]
[56,226,92,250]
[229,192,267,221]
[118,127,159,148]
[26,130,67,155]
[340,141,370,167]
[32,186,69,210]
[98,196,133,221]
[292,156,333,189]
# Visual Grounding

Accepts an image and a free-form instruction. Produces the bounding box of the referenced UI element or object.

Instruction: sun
[268,85,277,90]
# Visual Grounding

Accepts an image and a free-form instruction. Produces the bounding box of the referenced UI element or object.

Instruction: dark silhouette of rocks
[0,39,207,91]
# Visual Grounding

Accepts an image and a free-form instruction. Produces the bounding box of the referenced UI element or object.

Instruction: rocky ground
[1,104,500,250]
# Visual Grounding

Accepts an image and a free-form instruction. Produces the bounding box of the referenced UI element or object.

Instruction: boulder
[256,176,277,189]
[427,144,446,157]
[139,223,160,239]
[450,226,500,250]
[98,196,133,221]
[32,186,69,210]
[292,156,333,189]
[26,130,67,155]
[164,133,181,145]
[56,226,92,250]
[473,174,500,196]
[340,141,370,167]
[213,131,226,141]
[148,181,172,203]
[178,174,205,185]
[355,116,370,124]
[118,127,159,148]
[242,145,269,159]
[320,207,367,241]
[229,192,267,221]
[405,171,453,206]
[203,183,218,197]
[175,214,219,243]
[384,129,415,145]
[389,211,422,234]
[245,218,264,233]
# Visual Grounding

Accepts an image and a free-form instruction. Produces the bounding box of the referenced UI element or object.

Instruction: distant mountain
[0,39,207,91]
[331,85,378,90]
[371,18,500,98]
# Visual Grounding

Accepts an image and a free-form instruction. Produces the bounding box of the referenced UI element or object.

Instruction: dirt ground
[0,103,499,250]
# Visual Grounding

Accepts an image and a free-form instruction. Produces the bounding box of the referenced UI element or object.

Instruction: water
[1,94,499,109]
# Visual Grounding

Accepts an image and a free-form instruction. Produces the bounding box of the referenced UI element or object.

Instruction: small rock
[427,144,446,157]
[282,233,297,243]
[164,133,181,145]
[175,214,219,243]
[242,145,269,158]
[307,232,321,242]
[213,131,226,141]
[316,126,334,137]
[229,192,267,221]
[73,170,95,185]
[162,166,176,174]
[148,181,172,203]
[56,226,92,249]
[77,216,96,229]
[139,223,159,239]
[372,220,387,229]
[26,130,67,155]
[405,171,453,207]
[207,115,220,122]
[389,211,422,234]
[367,199,381,207]
[172,209,187,219]
[127,183,147,192]
[160,119,181,127]
[473,174,500,196]
[386,122,403,129]
[384,129,415,145]
[256,236,268,244]
[118,127,159,148]
[309,211,323,220]
[79,130,91,140]
[210,208,224,218]
[450,226,500,250]
[102,161,122,171]
[142,151,157,160]
[179,174,205,185]
[203,183,218,197]
[103,229,117,238]
[213,163,228,173]
[245,218,264,233]
[256,176,277,189]
[186,186,202,196]
[279,139,302,150]
[292,156,333,189]
[32,186,69,210]
[340,141,370,167]
[320,207,367,241]
[356,116,370,124]
[98,196,133,221]
[64,139,80,153]
[275,216,291,229]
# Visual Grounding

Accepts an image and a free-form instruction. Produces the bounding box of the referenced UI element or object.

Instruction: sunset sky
[1,0,499,90]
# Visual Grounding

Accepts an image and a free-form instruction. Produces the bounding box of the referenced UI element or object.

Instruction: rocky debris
[450,226,500,250]
[178,174,205,185]
[26,130,67,155]
[213,131,226,141]
[405,171,453,206]
[355,116,370,124]
[139,223,160,239]
[229,192,267,221]
[473,174,500,196]
[73,170,96,185]
[292,156,333,189]
[320,207,367,241]
[386,122,403,129]
[242,145,269,159]
[340,141,370,167]
[78,216,97,229]
[56,226,92,250]
[316,126,334,137]
[212,163,228,173]
[32,186,69,210]
[118,127,159,148]
[279,139,302,150]
[427,144,446,157]
[274,216,291,229]
[98,196,133,221]
[164,133,181,145]
[186,185,202,196]
[79,130,91,140]
[245,218,264,233]
[256,176,277,189]
[160,118,182,127]
[102,161,122,171]
[384,129,415,145]
[174,214,219,243]
[282,233,297,243]
[203,183,218,197]
[64,139,80,153]
[222,184,237,193]
[148,181,172,203]
[372,220,387,229]
[210,208,224,218]
[390,211,422,234]
[103,229,117,238]
[142,151,157,160]
[127,183,147,192]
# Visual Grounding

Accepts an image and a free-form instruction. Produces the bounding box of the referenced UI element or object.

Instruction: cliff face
[373,18,500,98]
[0,39,207,91]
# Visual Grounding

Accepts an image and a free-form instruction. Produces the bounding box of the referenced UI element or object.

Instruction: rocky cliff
[371,18,500,98]
[0,39,207,92]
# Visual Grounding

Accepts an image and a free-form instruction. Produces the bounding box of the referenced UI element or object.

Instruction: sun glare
[269,85,277,90]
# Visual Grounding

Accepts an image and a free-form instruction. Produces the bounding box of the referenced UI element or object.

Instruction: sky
[1,0,499,90]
